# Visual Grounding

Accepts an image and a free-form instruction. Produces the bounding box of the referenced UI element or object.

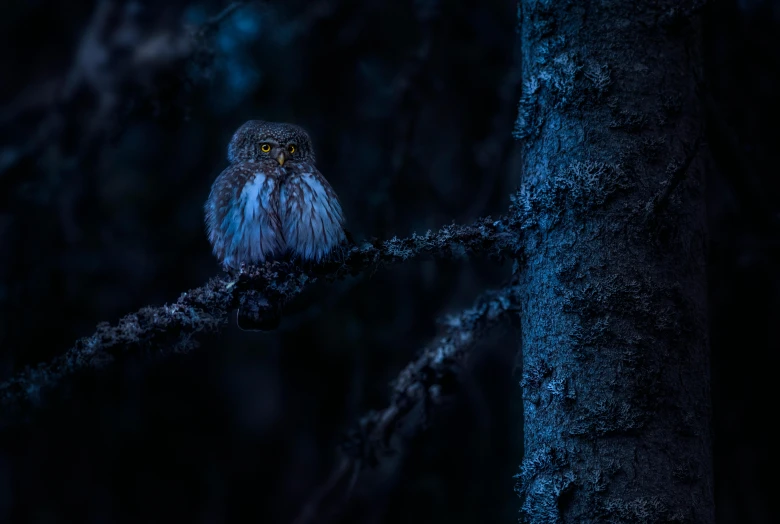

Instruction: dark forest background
[0,0,774,523]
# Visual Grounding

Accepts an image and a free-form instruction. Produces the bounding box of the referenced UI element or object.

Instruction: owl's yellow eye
[288,144,296,154]
[260,143,271,153]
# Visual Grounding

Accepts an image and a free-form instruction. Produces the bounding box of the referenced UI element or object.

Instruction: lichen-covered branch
[292,281,519,524]
[0,216,519,418]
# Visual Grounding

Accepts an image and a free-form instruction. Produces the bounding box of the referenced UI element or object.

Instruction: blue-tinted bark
[515,1,713,523]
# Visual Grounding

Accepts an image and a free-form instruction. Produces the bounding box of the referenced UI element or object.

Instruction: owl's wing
[204,163,284,268]
[281,165,346,262]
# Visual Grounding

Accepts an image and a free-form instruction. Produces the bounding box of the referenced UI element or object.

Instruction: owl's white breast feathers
[205,161,345,268]
[234,172,283,264]
[206,168,284,268]
[281,170,346,262]
[241,172,276,225]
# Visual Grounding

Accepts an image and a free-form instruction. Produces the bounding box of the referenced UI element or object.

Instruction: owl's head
[227,120,316,165]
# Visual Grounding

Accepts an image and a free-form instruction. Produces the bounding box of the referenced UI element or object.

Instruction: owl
[205,120,346,269]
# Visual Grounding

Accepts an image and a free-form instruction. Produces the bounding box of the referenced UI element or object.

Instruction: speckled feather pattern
[280,162,345,262]
[205,120,346,269]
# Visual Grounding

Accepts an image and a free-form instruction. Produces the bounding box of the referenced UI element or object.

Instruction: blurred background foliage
[0,0,776,523]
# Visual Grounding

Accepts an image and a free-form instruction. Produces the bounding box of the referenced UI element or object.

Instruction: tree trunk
[514,1,714,523]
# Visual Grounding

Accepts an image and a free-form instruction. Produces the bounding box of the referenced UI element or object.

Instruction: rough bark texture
[515,1,713,523]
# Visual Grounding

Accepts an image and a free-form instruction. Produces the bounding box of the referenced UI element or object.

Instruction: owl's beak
[276,153,286,166]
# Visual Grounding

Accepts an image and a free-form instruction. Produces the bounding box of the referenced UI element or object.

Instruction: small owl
[205,120,346,269]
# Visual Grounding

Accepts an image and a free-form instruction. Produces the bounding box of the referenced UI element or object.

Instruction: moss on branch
[0,216,520,418]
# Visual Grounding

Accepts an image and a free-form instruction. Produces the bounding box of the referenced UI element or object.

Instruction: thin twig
[197,1,251,37]
[291,457,357,524]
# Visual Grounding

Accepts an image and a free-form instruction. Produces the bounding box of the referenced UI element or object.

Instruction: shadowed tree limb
[0,216,519,418]
[199,1,251,35]
[0,1,254,178]
[292,281,520,524]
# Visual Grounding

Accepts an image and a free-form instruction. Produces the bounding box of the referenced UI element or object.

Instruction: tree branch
[199,1,251,36]
[0,216,518,418]
[292,281,519,524]
[0,1,253,178]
